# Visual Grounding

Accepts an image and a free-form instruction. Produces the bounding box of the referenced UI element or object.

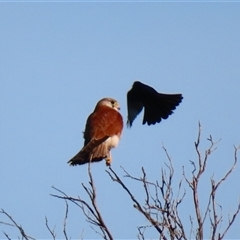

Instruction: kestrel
[127,81,183,127]
[68,98,123,166]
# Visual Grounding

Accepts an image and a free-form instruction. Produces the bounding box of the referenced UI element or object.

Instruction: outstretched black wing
[127,81,183,127]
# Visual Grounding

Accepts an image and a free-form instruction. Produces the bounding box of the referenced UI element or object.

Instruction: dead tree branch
[63,200,69,240]
[106,153,187,240]
[0,209,36,240]
[51,162,113,240]
[106,166,167,239]
[45,217,56,240]
[183,123,240,240]
[212,145,240,240]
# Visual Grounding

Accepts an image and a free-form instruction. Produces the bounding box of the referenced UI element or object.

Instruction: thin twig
[0,209,35,240]
[45,217,56,240]
[3,232,11,240]
[63,200,69,240]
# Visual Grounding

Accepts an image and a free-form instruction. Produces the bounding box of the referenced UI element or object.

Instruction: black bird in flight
[127,81,183,127]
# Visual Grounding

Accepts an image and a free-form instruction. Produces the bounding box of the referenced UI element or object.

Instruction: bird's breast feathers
[105,135,120,149]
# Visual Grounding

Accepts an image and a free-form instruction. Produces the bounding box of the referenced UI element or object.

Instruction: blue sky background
[1,2,240,239]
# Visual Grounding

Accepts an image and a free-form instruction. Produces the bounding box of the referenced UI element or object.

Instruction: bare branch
[45,217,56,240]
[195,121,202,174]
[189,215,194,239]
[3,232,12,240]
[137,225,148,240]
[85,162,113,240]
[141,167,150,206]
[51,162,113,240]
[106,166,166,238]
[184,124,239,240]
[214,145,238,192]
[187,123,221,240]
[63,200,69,240]
[0,221,15,227]
[219,201,240,240]
[217,145,240,240]
[0,209,35,240]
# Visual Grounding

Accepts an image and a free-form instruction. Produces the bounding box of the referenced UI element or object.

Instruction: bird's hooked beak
[114,102,120,111]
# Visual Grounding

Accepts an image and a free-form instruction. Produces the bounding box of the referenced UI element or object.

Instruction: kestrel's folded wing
[127,81,183,127]
[84,105,123,145]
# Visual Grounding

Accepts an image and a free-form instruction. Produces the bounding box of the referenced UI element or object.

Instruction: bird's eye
[111,100,115,105]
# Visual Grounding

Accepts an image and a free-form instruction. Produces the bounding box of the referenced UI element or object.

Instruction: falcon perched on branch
[68,81,183,166]
[68,98,123,166]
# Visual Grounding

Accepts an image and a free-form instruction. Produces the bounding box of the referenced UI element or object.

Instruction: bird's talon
[106,158,111,166]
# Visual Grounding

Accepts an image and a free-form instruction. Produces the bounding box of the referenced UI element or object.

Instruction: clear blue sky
[1,2,240,239]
